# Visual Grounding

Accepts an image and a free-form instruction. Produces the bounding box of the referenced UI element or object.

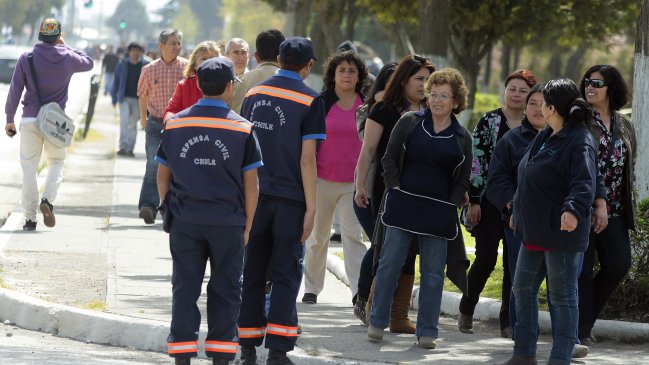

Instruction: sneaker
[301,293,317,304]
[266,349,294,365]
[572,343,589,358]
[580,336,596,347]
[139,206,156,224]
[39,199,55,227]
[354,298,368,325]
[23,220,37,231]
[239,345,257,365]
[367,324,384,342]
[116,149,127,156]
[418,336,437,349]
[457,313,473,334]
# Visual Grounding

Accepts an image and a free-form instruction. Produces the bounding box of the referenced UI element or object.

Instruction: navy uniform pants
[167,221,244,361]
[238,196,305,352]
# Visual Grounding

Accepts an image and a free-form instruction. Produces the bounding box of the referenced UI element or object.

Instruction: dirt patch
[0,250,106,307]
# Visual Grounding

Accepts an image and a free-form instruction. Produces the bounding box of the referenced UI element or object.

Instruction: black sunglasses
[584,78,606,88]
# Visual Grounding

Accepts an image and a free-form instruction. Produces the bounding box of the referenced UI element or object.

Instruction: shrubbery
[600,198,649,322]
[467,93,501,132]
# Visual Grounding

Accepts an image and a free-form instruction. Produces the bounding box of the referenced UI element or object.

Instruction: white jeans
[19,121,66,221]
[304,179,367,297]
[118,97,140,151]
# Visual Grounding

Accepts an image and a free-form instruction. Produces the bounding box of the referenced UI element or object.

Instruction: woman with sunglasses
[459,69,537,337]
[354,55,435,333]
[577,65,637,346]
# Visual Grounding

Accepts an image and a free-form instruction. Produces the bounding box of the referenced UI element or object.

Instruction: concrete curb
[326,252,649,343]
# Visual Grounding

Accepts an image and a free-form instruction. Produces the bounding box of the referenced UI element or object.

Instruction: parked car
[0,45,32,84]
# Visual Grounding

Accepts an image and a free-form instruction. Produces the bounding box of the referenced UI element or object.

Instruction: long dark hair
[543,79,593,129]
[322,51,368,94]
[365,62,397,111]
[579,64,629,111]
[378,55,435,113]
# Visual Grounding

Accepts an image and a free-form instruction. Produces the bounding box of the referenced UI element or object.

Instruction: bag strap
[27,53,44,107]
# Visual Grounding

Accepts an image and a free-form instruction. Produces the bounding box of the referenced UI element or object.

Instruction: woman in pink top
[302,51,369,305]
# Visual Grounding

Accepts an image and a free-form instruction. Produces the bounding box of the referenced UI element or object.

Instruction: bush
[600,198,649,323]
[467,93,501,132]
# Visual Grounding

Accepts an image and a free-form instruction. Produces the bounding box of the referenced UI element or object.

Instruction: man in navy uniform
[237,37,326,365]
[156,57,263,365]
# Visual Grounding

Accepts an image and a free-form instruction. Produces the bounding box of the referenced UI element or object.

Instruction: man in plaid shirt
[137,29,188,224]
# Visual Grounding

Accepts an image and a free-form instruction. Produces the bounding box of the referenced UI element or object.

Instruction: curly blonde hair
[425,68,468,114]
[185,41,220,78]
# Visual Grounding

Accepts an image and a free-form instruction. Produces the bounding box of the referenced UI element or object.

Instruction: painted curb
[326,252,649,342]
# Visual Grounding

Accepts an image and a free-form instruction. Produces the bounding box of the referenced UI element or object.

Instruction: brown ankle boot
[389,273,416,334]
[365,278,375,324]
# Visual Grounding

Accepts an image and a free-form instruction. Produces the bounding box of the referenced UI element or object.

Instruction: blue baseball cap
[279,37,317,66]
[196,57,242,92]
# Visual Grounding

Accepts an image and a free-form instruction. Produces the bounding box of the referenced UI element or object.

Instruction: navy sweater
[512,124,597,251]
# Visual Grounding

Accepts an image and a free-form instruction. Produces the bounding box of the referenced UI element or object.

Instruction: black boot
[266,349,295,365]
[240,345,258,365]
[175,358,191,365]
[212,358,229,365]
[354,297,368,325]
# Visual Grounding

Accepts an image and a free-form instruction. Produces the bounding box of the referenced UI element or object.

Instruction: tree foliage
[0,0,65,37]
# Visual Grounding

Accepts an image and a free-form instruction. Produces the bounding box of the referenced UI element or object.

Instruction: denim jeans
[138,116,163,210]
[369,226,447,338]
[513,246,582,365]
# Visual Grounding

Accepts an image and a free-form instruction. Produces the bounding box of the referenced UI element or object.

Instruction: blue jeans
[138,116,163,210]
[369,226,447,338]
[513,246,582,365]
[104,72,114,95]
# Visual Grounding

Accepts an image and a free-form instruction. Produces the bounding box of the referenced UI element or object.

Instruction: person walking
[163,40,220,120]
[497,79,597,365]
[577,65,637,346]
[111,42,148,157]
[230,29,285,113]
[302,50,368,305]
[224,38,250,77]
[459,69,537,337]
[102,45,119,96]
[136,29,188,224]
[157,57,263,365]
[237,37,325,365]
[367,68,472,349]
[4,18,93,231]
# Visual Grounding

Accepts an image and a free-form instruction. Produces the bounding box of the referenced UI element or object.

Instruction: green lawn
[334,226,549,310]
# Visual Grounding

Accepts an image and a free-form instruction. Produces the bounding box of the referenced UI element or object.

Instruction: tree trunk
[483,46,493,90]
[633,0,649,200]
[500,42,512,82]
[547,50,562,79]
[564,44,588,82]
[418,0,449,67]
[314,0,345,54]
[512,45,521,70]
[394,20,415,56]
[345,0,360,41]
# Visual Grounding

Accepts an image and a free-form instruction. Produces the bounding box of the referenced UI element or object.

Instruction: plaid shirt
[137,56,188,118]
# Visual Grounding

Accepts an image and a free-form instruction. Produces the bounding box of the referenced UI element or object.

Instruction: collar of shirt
[196,99,229,108]
[275,69,302,80]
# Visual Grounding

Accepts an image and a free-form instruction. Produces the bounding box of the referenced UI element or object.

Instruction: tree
[418,0,449,68]
[106,0,151,43]
[633,0,649,200]
[0,0,64,39]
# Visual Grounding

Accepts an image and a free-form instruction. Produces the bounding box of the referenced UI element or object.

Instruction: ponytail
[543,79,593,129]
[566,98,593,129]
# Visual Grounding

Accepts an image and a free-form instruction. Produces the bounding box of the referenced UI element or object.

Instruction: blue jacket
[512,124,597,251]
[110,57,148,105]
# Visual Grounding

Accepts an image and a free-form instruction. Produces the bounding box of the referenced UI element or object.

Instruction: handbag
[380,188,458,240]
[28,53,75,147]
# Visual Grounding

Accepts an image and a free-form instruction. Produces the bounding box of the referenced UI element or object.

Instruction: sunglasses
[584,78,606,88]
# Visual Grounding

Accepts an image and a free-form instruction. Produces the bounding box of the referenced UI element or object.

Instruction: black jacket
[512,124,597,251]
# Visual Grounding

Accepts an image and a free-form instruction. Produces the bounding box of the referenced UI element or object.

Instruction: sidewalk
[1,94,648,364]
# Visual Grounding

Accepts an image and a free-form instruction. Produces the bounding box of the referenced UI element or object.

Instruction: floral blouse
[469,108,510,203]
[594,112,627,217]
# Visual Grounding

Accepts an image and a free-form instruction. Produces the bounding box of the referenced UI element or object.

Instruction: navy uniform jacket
[240,69,326,203]
[155,99,263,226]
[512,124,597,251]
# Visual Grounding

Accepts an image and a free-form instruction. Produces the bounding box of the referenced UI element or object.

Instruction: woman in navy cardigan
[497,79,597,365]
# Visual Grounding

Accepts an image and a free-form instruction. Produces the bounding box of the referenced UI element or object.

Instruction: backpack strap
[27,53,44,107]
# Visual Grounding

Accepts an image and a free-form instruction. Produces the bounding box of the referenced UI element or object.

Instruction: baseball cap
[38,18,61,42]
[196,57,242,93]
[279,37,317,66]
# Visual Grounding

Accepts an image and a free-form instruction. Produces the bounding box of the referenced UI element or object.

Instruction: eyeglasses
[584,78,606,88]
[428,93,453,101]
